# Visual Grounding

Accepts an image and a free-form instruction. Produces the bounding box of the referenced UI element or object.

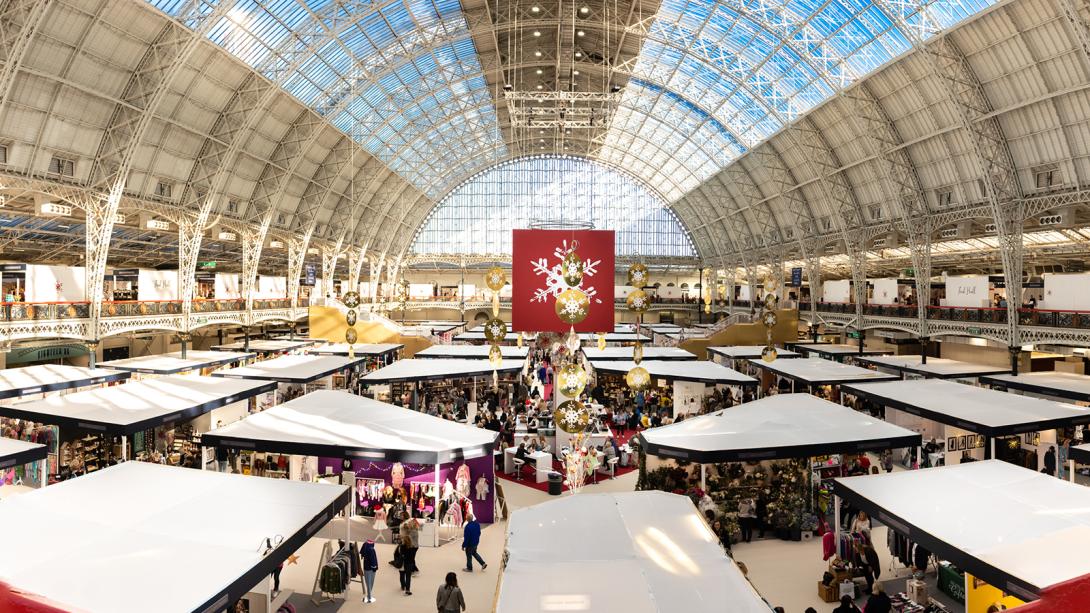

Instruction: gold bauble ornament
[562,251,584,287]
[761,345,778,363]
[517,332,524,348]
[626,366,651,391]
[633,341,644,365]
[627,263,649,287]
[345,309,357,326]
[764,292,779,310]
[342,291,361,309]
[761,310,778,328]
[483,318,508,343]
[626,289,650,314]
[492,292,500,317]
[485,266,507,292]
[488,344,503,367]
[704,302,712,314]
[597,333,606,351]
[555,288,590,325]
[554,399,590,433]
[345,328,358,344]
[565,327,581,352]
[557,363,588,398]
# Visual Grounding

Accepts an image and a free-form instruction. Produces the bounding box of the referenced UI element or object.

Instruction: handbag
[392,547,404,569]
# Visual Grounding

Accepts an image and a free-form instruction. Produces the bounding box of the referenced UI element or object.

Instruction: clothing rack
[310,540,362,604]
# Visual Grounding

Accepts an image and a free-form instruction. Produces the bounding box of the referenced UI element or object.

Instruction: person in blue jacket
[462,514,487,572]
[360,540,379,603]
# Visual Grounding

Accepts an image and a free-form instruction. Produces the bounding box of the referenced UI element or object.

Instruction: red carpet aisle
[496,459,637,494]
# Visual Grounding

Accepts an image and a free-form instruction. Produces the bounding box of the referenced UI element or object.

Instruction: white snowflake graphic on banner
[530,239,602,304]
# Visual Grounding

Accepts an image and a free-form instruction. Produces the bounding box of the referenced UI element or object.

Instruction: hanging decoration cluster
[626,262,651,392]
[554,243,590,326]
[759,281,779,363]
[342,290,361,356]
[484,267,507,383]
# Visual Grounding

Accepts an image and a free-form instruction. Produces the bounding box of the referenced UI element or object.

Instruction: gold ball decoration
[557,363,588,398]
[554,400,590,434]
[488,344,503,367]
[627,263,649,287]
[483,318,508,343]
[761,310,778,328]
[597,333,606,351]
[555,288,590,325]
[516,332,524,348]
[346,309,357,326]
[626,289,650,314]
[761,345,778,363]
[626,365,651,391]
[763,292,779,311]
[485,266,507,292]
[562,251,584,287]
[345,328,358,344]
[342,291,361,309]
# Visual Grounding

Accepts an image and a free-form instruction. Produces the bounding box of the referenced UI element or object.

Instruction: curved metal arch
[929,328,1010,346]
[691,172,763,261]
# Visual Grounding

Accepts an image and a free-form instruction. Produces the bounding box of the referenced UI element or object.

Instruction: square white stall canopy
[856,355,1010,379]
[211,339,314,353]
[0,364,129,400]
[498,491,769,613]
[748,357,898,386]
[581,346,697,361]
[590,360,757,387]
[707,346,800,360]
[202,390,499,464]
[0,375,275,435]
[307,343,404,357]
[834,460,1090,599]
[213,354,365,384]
[794,343,889,357]
[577,332,651,342]
[1070,443,1090,465]
[842,379,1090,437]
[640,393,920,463]
[361,358,525,384]
[414,344,528,359]
[98,350,256,375]
[0,462,348,613]
[0,436,47,468]
[980,371,1090,404]
[452,331,521,342]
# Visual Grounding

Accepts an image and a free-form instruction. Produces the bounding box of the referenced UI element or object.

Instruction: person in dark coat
[1044,445,1057,476]
[462,514,487,572]
[395,533,417,595]
[864,583,892,613]
[832,595,861,613]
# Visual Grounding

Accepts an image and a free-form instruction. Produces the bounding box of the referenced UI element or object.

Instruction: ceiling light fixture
[573,70,580,75]
[531,5,540,12]
[575,51,583,58]
[580,6,590,14]
[533,30,541,36]
[534,50,542,57]
[576,30,585,37]
[536,68,543,74]
[536,84,543,90]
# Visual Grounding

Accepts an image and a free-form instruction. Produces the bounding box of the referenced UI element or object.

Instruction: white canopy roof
[453,331,521,342]
[856,355,1010,379]
[307,343,403,357]
[498,491,769,613]
[211,339,313,353]
[843,379,1090,436]
[581,346,697,361]
[269,336,325,343]
[707,346,800,359]
[362,358,524,383]
[646,324,682,332]
[795,343,887,356]
[0,364,129,400]
[213,354,365,384]
[748,357,898,385]
[640,394,919,463]
[590,360,756,386]
[979,371,1090,403]
[1070,443,1090,465]
[415,345,529,359]
[0,436,47,468]
[203,390,498,463]
[834,460,1090,598]
[578,332,651,342]
[98,350,255,375]
[0,462,348,613]
[0,375,275,435]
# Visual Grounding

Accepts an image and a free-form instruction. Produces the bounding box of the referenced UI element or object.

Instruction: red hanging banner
[511,229,615,333]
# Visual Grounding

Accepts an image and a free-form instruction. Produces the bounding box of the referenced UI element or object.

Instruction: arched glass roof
[147,0,996,205]
[409,156,698,257]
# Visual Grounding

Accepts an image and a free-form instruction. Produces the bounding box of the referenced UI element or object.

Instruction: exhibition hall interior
[2,0,1090,611]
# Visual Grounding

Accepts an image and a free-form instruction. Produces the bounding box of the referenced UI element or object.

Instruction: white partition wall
[137,269,179,301]
[257,275,287,298]
[1042,273,1090,311]
[945,274,990,307]
[823,279,850,303]
[215,273,240,299]
[871,278,899,304]
[25,265,86,302]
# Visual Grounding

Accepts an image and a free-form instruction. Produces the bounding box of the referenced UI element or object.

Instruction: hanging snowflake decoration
[530,239,602,304]
[553,400,590,433]
[554,288,590,324]
[626,289,649,314]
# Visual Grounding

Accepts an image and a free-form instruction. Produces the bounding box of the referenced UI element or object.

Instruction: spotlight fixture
[503,83,513,91]
[533,30,541,36]
[576,30,585,37]
[536,84,543,90]
[611,85,622,93]
[532,5,540,11]
[573,70,580,75]
[575,51,583,58]
[534,50,542,57]
[579,6,590,14]
[536,68,543,74]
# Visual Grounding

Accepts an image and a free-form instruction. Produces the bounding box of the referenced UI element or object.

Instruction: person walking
[402,515,421,575]
[395,533,417,595]
[462,514,487,572]
[737,497,757,543]
[436,572,467,613]
[1044,445,1057,476]
[360,539,378,603]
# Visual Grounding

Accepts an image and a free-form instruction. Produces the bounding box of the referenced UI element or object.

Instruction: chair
[512,458,526,481]
[607,457,619,479]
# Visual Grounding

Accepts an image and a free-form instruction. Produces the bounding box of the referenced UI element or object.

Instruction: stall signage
[198,261,217,269]
[790,267,802,287]
[304,264,316,287]
[6,343,88,365]
[0,264,26,272]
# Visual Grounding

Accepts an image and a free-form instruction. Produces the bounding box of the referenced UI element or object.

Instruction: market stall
[707,345,800,374]
[214,354,367,408]
[833,460,1090,610]
[202,390,499,545]
[0,375,274,474]
[414,344,529,360]
[979,371,1090,404]
[589,359,757,417]
[856,355,1010,381]
[577,331,651,344]
[210,338,314,355]
[452,330,521,343]
[0,461,349,613]
[581,346,696,361]
[98,350,255,377]
[843,379,1090,473]
[306,342,403,371]
[0,364,129,400]
[793,342,889,363]
[361,358,525,412]
[0,436,48,496]
[747,357,897,398]
[496,491,771,613]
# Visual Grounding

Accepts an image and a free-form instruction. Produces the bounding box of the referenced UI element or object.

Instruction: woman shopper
[864,582,892,613]
[436,572,467,613]
[395,533,417,595]
[737,497,757,543]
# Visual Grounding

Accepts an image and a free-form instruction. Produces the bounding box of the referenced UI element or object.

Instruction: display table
[504,447,553,482]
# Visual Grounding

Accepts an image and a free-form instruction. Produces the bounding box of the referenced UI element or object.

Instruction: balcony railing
[0,298,293,323]
[794,300,1090,330]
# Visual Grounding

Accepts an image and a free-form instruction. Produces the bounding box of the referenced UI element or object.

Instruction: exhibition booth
[214,354,366,408]
[0,364,129,400]
[857,355,1011,381]
[833,461,1090,611]
[793,343,889,363]
[361,358,525,411]
[496,491,771,613]
[0,436,48,495]
[581,346,696,361]
[414,344,529,360]
[202,390,499,545]
[842,379,1090,473]
[589,359,757,417]
[0,462,350,613]
[452,330,521,343]
[306,343,402,371]
[707,345,800,374]
[748,357,897,398]
[0,375,274,475]
[211,339,314,355]
[979,371,1090,404]
[98,350,255,377]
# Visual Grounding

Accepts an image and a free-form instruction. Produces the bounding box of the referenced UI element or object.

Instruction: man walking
[462,514,487,572]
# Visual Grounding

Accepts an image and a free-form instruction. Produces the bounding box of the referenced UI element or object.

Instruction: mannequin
[475,475,489,501]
